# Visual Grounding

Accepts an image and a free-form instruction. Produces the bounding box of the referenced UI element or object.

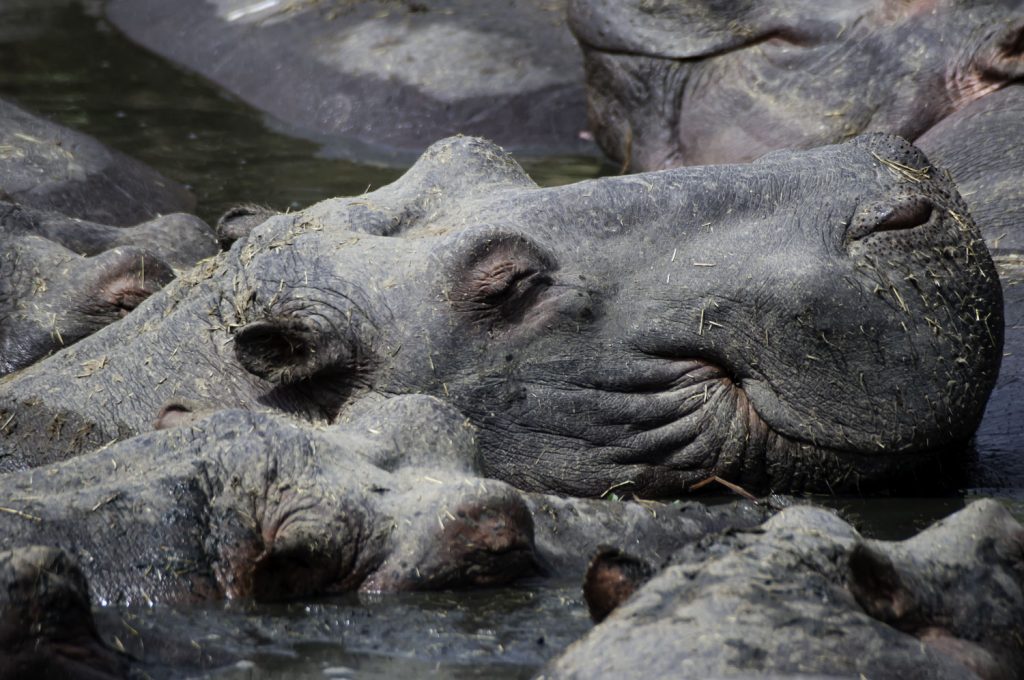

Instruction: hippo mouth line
[575,32,787,66]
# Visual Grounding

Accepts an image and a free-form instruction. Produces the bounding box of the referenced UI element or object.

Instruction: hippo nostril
[876,199,933,233]
[846,197,935,243]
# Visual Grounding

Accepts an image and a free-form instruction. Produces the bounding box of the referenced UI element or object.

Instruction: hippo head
[568,0,1024,170]
[0,229,173,376]
[226,134,1001,496]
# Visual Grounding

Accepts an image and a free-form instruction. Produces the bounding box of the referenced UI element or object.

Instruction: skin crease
[0,135,1002,497]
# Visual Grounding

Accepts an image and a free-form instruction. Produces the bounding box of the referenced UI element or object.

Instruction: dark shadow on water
[94,585,591,679]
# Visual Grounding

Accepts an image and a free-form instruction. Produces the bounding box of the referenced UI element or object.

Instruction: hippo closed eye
[0,135,1002,496]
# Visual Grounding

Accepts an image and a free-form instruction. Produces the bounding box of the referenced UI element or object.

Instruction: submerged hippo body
[568,0,1024,252]
[0,97,194,224]
[0,135,1003,495]
[547,500,1024,679]
[104,0,594,164]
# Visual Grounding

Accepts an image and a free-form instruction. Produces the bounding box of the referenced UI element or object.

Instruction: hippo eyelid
[444,230,559,324]
[445,231,558,295]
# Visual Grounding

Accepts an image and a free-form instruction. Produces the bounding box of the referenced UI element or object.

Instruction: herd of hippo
[2,1,1023,678]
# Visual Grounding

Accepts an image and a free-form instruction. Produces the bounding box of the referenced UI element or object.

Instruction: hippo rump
[567,0,1024,252]
[0,134,1003,496]
[0,96,195,224]
[545,500,1024,679]
[103,0,595,165]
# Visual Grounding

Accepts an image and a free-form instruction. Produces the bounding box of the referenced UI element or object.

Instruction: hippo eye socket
[450,235,556,325]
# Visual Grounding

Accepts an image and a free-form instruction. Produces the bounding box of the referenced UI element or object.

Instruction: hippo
[0,398,771,678]
[0,96,220,376]
[0,229,173,377]
[546,499,1024,679]
[0,200,219,377]
[103,0,595,165]
[567,0,1024,252]
[0,134,1003,497]
[0,96,195,224]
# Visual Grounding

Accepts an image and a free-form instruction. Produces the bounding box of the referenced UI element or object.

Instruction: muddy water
[1,2,1021,678]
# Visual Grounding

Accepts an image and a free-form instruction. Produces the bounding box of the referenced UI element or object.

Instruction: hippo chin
[0,134,1003,495]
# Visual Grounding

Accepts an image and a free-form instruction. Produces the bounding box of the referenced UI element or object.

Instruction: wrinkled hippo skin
[0,97,194,224]
[568,0,1024,252]
[104,0,594,164]
[0,134,1003,495]
[546,500,1024,680]
[0,396,771,678]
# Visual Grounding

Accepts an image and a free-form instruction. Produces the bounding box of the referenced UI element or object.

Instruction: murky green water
[2,2,1021,678]
[0,1,607,225]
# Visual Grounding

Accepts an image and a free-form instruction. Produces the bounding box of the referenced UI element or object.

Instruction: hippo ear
[81,248,175,319]
[216,204,278,250]
[975,17,1024,81]
[847,543,918,628]
[582,547,654,623]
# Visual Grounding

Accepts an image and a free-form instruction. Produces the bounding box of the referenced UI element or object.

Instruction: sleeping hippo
[0,396,772,677]
[547,499,1024,679]
[0,98,220,376]
[0,134,1002,496]
[568,0,1024,252]
[567,0,1024,488]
